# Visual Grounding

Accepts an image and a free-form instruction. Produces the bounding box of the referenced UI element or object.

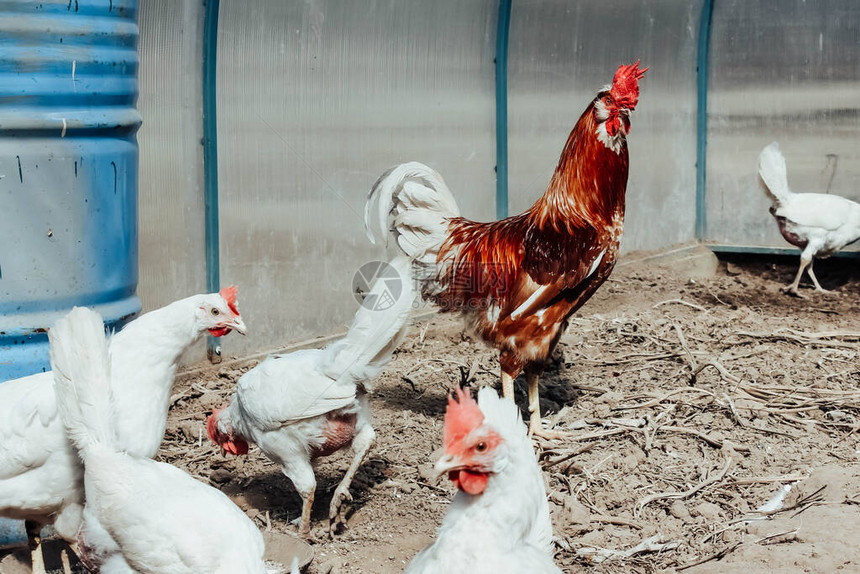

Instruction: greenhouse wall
[137,0,208,311]
[705,0,860,251]
[507,0,702,252]
[134,0,858,361]
[214,0,497,355]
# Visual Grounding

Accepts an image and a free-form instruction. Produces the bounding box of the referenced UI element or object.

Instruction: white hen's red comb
[443,388,484,450]
[219,285,240,315]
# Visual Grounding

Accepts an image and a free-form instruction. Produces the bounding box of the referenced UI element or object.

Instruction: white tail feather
[49,307,116,455]
[364,162,460,257]
[758,142,793,207]
[323,255,415,390]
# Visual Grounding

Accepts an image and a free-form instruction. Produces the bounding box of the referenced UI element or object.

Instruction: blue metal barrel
[0,0,141,382]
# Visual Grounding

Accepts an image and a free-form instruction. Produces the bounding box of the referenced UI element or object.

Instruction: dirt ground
[9,249,857,574]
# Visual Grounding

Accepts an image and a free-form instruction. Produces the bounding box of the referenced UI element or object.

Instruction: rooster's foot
[528,420,569,441]
[814,287,839,296]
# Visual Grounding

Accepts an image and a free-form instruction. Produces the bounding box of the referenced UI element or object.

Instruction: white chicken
[49,306,268,574]
[405,387,561,574]
[208,256,414,538]
[0,288,246,573]
[758,142,860,296]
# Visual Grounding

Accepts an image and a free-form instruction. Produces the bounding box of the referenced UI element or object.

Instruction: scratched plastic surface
[507,0,703,253]
[135,0,208,318]
[705,0,860,250]
[0,0,141,381]
[215,0,497,355]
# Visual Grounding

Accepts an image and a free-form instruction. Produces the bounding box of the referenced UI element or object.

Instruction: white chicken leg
[25,521,47,574]
[329,416,376,533]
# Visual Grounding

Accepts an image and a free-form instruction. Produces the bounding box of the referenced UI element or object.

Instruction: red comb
[443,388,484,450]
[206,409,222,445]
[610,60,648,110]
[219,285,239,315]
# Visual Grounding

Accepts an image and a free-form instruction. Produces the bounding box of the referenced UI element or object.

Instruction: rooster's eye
[475,441,487,452]
[211,308,220,316]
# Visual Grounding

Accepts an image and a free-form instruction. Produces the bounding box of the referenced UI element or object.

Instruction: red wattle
[449,469,488,495]
[606,117,619,136]
[208,327,231,337]
[225,438,249,456]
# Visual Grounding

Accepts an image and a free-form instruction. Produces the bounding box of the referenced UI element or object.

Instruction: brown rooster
[365,62,647,438]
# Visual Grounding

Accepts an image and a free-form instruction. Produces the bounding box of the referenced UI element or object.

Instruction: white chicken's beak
[432,454,463,482]
[230,316,247,335]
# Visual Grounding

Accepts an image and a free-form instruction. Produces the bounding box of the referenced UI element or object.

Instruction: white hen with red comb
[406,387,560,573]
[0,288,246,573]
[50,306,267,574]
[208,255,414,538]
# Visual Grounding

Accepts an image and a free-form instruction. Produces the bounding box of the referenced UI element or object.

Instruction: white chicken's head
[433,388,506,496]
[195,286,247,337]
[207,404,250,456]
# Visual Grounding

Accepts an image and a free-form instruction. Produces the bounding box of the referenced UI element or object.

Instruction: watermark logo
[352,260,403,311]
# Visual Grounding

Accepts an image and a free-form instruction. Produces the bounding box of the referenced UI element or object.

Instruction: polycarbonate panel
[706,0,860,250]
[217,0,497,355]
[507,0,702,253]
[137,0,207,314]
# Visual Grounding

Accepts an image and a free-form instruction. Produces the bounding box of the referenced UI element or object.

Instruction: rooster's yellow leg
[501,371,514,400]
[527,373,567,440]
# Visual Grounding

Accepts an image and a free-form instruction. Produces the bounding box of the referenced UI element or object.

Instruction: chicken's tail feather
[49,306,116,456]
[758,142,793,206]
[364,162,461,264]
[324,255,415,390]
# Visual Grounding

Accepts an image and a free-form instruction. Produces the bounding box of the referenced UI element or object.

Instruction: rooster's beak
[230,316,247,335]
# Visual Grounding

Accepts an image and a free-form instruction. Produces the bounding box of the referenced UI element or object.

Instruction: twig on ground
[659,426,750,452]
[730,485,827,523]
[636,457,733,514]
[673,322,699,371]
[613,387,716,411]
[719,392,749,428]
[692,360,742,385]
[756,528,798,545]
[564,427,632,443]
[654,299,708,312]
[542,443,596,469]
[576,534,680,564]
[591,515,643,530]
[676,542,742,571]
[729,474,807,486]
